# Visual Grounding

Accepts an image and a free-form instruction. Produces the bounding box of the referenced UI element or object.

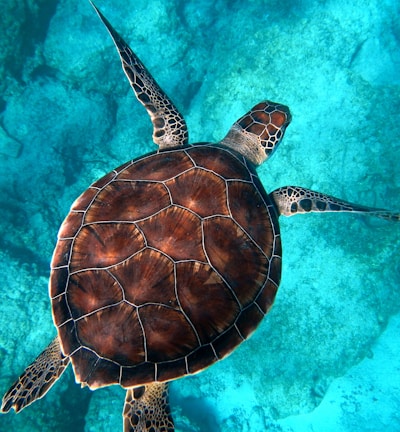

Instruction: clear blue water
[0,0,399,431]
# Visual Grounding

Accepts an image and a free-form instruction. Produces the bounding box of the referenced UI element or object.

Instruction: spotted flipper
[271,186,400,221]
[1,337,69,413]
[123,383,174,432]
[90,1,188,149]
[220,101,291,165]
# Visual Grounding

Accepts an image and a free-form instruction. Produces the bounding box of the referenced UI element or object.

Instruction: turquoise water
[0,0,399,431]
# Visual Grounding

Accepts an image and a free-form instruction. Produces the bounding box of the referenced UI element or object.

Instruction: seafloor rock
[0,1,58,96]
[1,78,114,267]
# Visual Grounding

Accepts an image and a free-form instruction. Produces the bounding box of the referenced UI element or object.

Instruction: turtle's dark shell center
[49,143,281,389]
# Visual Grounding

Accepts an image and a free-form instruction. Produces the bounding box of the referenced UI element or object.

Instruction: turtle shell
[49,143,282,389]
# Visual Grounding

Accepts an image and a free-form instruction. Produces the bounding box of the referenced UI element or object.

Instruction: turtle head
[219,101,291,166]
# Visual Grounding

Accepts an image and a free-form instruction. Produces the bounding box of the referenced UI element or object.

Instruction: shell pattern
[50,143,282,389]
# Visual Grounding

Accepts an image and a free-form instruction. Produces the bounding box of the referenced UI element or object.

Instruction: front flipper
[123,383,174,432]
[90,1,188,149]
[1,336,69,413]
[271,186,400,221]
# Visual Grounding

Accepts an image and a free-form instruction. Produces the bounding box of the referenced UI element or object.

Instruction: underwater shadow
[57,369,92,432]
[171,390,220,432]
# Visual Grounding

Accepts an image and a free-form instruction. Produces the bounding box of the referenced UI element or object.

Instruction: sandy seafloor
[0,0,399,431]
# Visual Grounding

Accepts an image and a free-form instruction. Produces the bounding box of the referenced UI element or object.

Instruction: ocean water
[0,0,399,431]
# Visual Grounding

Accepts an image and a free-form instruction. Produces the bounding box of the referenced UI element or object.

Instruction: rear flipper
[1,336,69,413]
[271,186,400,221]
[123,382,174,432]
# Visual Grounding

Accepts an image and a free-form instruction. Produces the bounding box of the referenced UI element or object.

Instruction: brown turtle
[1,2,399,431]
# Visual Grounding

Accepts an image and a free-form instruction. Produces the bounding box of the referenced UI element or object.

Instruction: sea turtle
[1,2,399,431]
